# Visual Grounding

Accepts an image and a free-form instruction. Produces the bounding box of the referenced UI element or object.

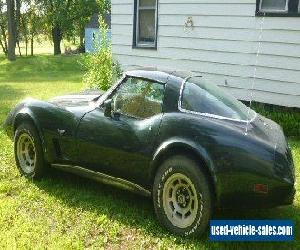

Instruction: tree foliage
[0,0,110,58]
[39,0,110,55]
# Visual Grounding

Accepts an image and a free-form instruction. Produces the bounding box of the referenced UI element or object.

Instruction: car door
[76,76,165,185]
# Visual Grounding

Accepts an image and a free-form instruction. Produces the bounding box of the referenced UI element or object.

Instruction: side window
[111,77,164,119]
[181,77,254,121]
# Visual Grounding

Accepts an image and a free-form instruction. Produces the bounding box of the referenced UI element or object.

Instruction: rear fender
[150,137,217,194]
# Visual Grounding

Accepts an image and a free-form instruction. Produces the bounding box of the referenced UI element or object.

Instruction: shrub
[80,16,122,90]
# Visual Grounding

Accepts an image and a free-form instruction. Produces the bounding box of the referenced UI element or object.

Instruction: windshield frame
[178,76,257,123]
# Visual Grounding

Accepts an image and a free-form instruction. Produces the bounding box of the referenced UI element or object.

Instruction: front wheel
[14,122,46,178]
[153,155,213,237]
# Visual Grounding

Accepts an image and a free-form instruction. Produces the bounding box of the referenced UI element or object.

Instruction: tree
[40,0,109,55]
[15,0,22,56]
[20,1,43,56]
[7,0,16,61]
[0,1,8,55]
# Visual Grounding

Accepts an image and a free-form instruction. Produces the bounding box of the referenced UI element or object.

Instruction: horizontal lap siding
[112,0,300,107]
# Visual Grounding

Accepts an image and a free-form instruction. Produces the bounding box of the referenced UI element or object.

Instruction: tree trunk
[0,25,8,55]
[79,31,85,53]
[7,0,16,61]
[52,25,62,55]
[17,40,22,56]
[0,38,6,55]
[30,34,34,56]
[15,0,21,55]
[25,38,28,56]
[80,33,84,47]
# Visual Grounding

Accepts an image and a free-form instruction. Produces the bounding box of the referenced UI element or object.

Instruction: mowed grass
[0,55,299,249]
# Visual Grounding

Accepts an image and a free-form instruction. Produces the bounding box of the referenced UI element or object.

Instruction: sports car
[4,69,295,236]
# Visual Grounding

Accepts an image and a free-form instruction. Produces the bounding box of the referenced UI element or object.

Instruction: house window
[133,0,158,48]
[260,0,288,12]
[256,0,300,16]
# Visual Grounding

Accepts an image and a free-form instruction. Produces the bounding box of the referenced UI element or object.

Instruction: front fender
[150,137,217,188]
[13,107,47,155]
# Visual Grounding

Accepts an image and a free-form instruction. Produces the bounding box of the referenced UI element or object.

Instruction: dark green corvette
[4,69,295,237]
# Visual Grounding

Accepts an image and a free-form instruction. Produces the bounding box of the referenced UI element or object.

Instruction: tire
[153,155,213,237]
[14,122,46,178]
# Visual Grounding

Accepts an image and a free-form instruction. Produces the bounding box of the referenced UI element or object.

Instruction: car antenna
[245,13,266,135]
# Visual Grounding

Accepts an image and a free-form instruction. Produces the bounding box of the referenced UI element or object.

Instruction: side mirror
[104,99,112,117]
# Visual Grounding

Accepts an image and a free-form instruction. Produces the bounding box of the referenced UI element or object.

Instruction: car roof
[125,68,197,84]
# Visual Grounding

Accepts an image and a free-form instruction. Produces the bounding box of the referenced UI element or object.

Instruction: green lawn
[0,55,299,249]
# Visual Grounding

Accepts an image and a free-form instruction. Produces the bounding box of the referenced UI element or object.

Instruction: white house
[111,0,300,108]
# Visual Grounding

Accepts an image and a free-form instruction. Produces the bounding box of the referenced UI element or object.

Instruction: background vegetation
[0,0,110,59]
[80,16,122,91]
[245,102,300,137]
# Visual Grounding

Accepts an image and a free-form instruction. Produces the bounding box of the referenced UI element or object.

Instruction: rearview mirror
[104,99,112,117]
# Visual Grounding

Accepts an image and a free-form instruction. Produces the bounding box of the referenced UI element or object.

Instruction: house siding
[111,0,300,107]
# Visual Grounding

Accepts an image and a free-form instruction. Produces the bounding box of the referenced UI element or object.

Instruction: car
[4,69,295,237]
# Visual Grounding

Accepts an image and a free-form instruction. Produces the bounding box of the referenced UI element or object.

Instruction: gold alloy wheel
[162,173,199,228]
[16,133,36,174]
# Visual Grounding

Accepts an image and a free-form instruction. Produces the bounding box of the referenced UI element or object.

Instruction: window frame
[256,0,300,16]
[178,76,257,123]
[133,0,158,49]
[108,76,165,120]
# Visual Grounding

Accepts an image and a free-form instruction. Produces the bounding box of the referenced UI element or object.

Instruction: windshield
[181,77,256,121]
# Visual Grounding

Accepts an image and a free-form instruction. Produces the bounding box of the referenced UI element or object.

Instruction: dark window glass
[140,0,156,7]
[256,0,300,15]
[260,0,288,12]
[181,77,256,121]
[139,10,156,43]
[112,77,164,119]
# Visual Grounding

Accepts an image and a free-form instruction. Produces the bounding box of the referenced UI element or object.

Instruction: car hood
[49,90,104,108]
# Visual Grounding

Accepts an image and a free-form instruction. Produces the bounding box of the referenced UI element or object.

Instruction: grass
[0,54,299,249]
[0,38,78,57]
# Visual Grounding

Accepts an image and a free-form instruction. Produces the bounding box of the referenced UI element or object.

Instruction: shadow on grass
[34,170,299,249]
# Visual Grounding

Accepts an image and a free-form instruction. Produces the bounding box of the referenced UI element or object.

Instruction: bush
[247,102,300,137]
[80,16,122,90]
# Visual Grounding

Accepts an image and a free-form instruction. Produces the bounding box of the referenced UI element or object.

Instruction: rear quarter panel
[155,112,278,208]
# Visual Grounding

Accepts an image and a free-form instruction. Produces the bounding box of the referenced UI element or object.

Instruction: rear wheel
[14,122,46,178]
[153,155,213,237]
